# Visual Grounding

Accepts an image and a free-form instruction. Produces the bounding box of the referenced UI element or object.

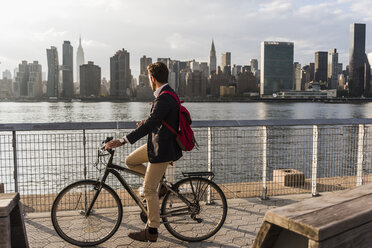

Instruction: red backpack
[159,91,198,151]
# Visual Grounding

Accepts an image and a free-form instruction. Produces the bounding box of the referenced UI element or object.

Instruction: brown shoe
[128,228,158,242]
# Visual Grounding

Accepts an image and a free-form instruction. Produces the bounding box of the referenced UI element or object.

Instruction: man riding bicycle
[105,62,182,242]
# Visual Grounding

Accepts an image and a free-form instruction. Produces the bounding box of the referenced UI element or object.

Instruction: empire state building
[76,36,85,85]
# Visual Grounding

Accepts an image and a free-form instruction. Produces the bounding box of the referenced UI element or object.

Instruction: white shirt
[153,83,168,98]
[121,83,169,144]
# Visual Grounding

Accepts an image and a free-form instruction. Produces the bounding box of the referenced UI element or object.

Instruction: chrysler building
[209,40,216,75]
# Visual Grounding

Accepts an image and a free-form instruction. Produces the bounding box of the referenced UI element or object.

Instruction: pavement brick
[24,193,319,247]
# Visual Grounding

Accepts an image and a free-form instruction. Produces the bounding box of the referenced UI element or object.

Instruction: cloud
[31,28,67,42]
[258,0,292,14]
[166,33,199,52]
[82,39,108,48]
[349,0,372,21]
[1,0,371,79]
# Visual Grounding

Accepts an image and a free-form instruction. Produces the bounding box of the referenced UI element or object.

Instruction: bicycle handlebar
[99,137,114,152]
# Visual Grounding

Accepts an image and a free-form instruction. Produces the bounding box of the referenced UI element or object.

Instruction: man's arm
[105,95,171,150]
[126,95,171,144]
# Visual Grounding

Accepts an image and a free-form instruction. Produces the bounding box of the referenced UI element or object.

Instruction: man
[105,62,182,242]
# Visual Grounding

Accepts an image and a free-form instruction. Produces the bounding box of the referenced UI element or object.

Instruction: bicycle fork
[84,170,110,217]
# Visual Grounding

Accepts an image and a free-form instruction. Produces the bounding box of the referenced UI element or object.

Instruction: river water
[1,101,372,123]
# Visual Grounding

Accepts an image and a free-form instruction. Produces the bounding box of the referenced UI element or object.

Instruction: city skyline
[1,0,372,79]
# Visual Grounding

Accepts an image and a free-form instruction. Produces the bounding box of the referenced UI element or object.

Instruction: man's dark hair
[147,62,169,84]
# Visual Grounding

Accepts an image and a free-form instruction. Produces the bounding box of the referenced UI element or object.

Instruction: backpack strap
[159,90,180,106]
[158,90,180,135]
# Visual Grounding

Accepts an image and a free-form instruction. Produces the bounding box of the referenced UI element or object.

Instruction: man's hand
[105,139,125,150]
[137,120,146,127]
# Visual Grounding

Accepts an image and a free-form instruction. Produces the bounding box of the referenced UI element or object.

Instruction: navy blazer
[126,85,182,163]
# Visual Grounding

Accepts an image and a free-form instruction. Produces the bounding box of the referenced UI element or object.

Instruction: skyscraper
[27,61,42,97]
[314,51,328,83]
[110,49,131,97]
[221,52,231,75]
[301,63,315,87]
[349,23,370,96]
[138,55,152,91]
[328,49,339,89]
[14,61,42,97]
[2,70,12,80]
[140,55,152,75]
[76,36,85,85]
[209,40,216,75]
[62,41,74,97]
[14,61,29,97]
[260,41,294,95]
[47,46,59,97]
[185,70,207,98]
[293,62,302,90]
[80,61,101,97]
[250,59,258,73]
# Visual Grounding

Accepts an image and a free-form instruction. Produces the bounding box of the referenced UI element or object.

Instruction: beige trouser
[125,144,169,228]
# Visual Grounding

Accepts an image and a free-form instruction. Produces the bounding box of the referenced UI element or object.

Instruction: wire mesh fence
[0,120,372,212]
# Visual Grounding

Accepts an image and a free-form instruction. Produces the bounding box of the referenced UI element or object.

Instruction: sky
[1,0,372,81]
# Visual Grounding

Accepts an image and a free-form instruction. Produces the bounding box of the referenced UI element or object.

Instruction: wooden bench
[0,193,29,248]
[252,183,372,248]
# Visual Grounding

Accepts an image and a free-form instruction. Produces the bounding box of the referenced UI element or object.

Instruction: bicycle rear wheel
[161,177,227,242]
[51,180,123,247]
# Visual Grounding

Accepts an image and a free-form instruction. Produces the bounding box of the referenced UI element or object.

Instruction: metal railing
[0,119,372,212]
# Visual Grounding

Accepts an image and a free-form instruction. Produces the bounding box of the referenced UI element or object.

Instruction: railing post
[312,125,319,196]
[208,127,212,174]
[356,124,365,186]
[12,131,19,192]
[262,126,268,200]
[83,129,87,180]
[207,127,212,203]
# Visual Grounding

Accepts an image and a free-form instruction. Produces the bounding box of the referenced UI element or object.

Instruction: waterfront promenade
[24,193,314,248]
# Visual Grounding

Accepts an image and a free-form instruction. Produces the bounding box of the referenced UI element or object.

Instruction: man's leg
[143,162,169,228]
[128,161,169,242]
[125,144,148,175]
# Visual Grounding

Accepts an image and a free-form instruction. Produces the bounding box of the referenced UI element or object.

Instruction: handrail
[1,118,372,131]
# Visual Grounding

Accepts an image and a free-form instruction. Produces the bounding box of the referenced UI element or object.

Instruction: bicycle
[51,137,228,247]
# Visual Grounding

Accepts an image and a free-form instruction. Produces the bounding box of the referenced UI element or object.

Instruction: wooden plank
[293,194,372,241]
[251,221,282,248]
[308,220,372,248]
[268,183,372,220]
[263,183,372,241]
[0,193,19,217]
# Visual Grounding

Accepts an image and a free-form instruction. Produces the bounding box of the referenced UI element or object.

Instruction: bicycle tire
[161,177,227,242]
[51,180,123,247]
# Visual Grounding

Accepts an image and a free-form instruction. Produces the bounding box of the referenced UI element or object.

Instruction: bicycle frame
[85,149,148,217]
[85,149,195,220]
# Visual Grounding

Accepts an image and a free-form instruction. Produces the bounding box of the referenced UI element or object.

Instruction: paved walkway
[24,194,314,248]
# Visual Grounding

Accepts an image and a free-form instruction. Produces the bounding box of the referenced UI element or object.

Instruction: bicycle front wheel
[161,177,227,242]
[51,180,123,247]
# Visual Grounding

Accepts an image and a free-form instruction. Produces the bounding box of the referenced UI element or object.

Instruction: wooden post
[0,193,29,248]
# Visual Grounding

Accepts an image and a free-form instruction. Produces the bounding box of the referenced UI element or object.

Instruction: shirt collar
[153,83,168,98]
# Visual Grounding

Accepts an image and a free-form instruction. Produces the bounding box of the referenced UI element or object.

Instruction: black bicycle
[51,137,228,247]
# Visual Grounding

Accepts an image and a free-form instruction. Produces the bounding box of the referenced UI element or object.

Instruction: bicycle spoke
[51,180,122,247]
[161,177,227,242]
